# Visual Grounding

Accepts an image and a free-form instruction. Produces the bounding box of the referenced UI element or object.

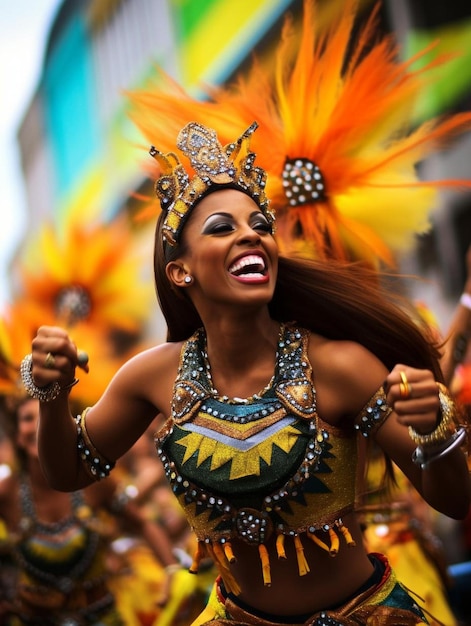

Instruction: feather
[127,0,471,267]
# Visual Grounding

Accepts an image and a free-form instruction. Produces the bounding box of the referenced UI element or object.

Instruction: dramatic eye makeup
[251,213,273,233]
[202,213,234,235]
[201,211,273,236]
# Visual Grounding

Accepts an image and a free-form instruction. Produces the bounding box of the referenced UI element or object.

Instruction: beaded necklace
[16,477,100,594]
[200,324,282,404]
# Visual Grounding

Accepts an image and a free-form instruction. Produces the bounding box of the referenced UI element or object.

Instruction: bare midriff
[226,512,374,617]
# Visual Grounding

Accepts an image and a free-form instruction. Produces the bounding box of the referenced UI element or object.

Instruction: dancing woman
[23,120,469,625]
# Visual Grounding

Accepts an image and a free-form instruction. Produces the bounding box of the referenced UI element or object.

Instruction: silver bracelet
[20,354,62,402]
[460,292,471,311]
[412,427,467,470]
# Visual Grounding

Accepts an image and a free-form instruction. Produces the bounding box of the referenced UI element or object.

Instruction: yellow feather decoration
[0,216,153,405]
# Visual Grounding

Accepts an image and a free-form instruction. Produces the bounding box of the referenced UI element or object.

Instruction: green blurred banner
[405,15,471,121]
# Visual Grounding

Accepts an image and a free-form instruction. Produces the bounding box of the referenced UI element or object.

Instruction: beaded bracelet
[408,383,457,447]
[20,354,61,402]
[76,408,115,481]
[20,354,79,402]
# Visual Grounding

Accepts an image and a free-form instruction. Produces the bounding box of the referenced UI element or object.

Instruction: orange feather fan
[127,0,471,267]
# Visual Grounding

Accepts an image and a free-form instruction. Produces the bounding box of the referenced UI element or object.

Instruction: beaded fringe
[190,525,356,591]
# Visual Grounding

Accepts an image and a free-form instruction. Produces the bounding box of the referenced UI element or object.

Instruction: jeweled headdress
[149,121,274,249]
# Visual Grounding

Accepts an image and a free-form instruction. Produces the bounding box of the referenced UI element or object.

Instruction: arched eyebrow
[204,210,262,220]
[203,212,232,224]
[201,212,233,230]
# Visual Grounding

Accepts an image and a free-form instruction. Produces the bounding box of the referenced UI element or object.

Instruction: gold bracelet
[75,408,115,481]
[408,383,457,447]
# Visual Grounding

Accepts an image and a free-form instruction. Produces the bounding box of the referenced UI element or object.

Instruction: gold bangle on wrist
[408,383,457,447]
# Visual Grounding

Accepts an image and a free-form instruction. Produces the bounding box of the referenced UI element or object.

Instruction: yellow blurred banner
[169,0,294,88]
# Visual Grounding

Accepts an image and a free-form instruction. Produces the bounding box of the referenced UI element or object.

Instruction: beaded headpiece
[149,121,274,249]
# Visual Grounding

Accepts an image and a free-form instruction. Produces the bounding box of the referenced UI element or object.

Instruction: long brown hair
[154,212,203,341]
[271,256,443,378]
[153,211,442,378]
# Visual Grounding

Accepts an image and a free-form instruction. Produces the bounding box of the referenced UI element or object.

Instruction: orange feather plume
[127,0,471,267]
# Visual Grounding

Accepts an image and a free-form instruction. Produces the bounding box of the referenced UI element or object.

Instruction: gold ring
[399,371,411,399]
[44,352,56,369]
[399,382,411,398]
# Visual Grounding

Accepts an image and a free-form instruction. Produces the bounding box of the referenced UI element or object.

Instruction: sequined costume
[155,324,428,624]
[5,479,123,626]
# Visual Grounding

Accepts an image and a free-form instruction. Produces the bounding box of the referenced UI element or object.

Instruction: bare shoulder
[109,341,183,396]
[119,341,183,377]
[79,341,185,465]
[308,334,385,374]
[84,339,184,434]
[307,333,388,423]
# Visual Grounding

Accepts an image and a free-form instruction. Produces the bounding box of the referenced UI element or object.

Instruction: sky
[0,0,62,306]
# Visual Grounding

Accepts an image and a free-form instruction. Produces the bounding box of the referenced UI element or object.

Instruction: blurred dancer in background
[0,393,182,626]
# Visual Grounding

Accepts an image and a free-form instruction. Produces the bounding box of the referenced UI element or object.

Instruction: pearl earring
[184,275,193,284]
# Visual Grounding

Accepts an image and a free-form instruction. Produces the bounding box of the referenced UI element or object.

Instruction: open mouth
[228,254,267,280]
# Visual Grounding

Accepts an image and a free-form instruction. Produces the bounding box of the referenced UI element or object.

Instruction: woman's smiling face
[171,188,278,308]
[16,398,40,459]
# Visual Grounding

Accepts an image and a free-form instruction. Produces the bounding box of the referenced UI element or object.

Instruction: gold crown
[149,121,274,248]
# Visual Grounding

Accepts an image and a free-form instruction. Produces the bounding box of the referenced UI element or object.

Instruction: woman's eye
[203,221,234,235]
[252,220,273,234]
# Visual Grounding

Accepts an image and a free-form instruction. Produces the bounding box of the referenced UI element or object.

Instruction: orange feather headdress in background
[127,0,471,268]
[0,216,153,407]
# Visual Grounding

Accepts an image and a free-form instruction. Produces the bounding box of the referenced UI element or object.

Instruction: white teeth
[228,255,266,275]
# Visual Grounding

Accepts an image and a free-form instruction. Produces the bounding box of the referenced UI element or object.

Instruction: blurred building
[13,0,471,333]
[387,0,471,320]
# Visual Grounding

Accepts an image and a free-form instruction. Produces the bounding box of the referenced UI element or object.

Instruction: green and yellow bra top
[9,480,119,622]
[155,324,391,590]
